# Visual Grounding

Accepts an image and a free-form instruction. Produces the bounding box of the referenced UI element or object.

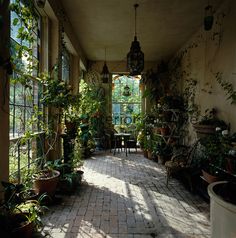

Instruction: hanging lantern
[123,85,131,97]
[101,62,109,83]
[204,5,214,31]
[101,48,110,83]
[127,4,144,76]
[35,0,46,8]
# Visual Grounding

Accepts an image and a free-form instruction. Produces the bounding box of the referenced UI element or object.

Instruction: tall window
[61,47,70,82]
[9,0,43,182]
[112,74,141,125]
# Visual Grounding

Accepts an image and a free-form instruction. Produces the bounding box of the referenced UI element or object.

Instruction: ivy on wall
[214,72,236,104]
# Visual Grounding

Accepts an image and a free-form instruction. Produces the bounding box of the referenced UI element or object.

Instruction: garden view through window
[9,0,43,182]
[112,74,142,128]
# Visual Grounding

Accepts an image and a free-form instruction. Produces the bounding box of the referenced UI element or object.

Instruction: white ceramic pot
[208,181,236,238]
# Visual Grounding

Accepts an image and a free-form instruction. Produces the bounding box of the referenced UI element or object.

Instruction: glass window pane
[112,75,141,126]
[15,106,25,136]
[9,0,44,182]
[62,49,70,82]
[10,10,21,44]
[15,83,24,106]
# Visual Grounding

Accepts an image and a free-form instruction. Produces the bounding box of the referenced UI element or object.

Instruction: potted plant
[63,95,81,138]
[146,138,153,159]
[77,80,106,151]
[58,170,84,194]
[142,137,149,158]
[57,145,84,194]
[0,181,45,237]
[159,94,185,110]
[154,140,173,164]
[41,72,74,109]
[199,130,231,183]
[159,123,170,136]
[225,149,236,174]
[33,160,61,198]
[78,116,95,159]
[193,108,227,138]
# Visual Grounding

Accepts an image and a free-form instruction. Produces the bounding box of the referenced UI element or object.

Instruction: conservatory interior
[0,0,236,237]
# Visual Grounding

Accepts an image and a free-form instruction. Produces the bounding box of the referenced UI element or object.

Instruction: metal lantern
[101,48,110,83]
[101,62,109,83]
[35,0,46,8]
[123,85,131,97]
[204,5,214,31]
[127,4,144,76]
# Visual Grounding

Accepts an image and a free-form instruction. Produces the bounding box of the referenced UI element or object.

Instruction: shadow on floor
[37,181,194,238]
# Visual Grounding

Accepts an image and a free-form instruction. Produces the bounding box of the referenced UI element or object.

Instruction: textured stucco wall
[169,0,236,142]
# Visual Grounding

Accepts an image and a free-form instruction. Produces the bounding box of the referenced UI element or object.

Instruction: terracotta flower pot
[160,127,170,136]
[147,150,152,159]
[11,213,34,238]
[33,169,60,197]
[225,157,236,174]
[202,169,219,184]
[193,124,216,138]
[143,150,148,158]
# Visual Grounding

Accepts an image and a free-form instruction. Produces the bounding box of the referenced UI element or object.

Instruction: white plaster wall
[170,0,236,140]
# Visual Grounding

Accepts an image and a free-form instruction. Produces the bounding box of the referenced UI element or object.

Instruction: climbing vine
[214,72,236,104]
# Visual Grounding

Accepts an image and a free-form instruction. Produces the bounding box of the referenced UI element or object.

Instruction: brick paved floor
[41,150,210,238]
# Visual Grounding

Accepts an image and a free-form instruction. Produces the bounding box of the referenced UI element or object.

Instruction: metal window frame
[9,0,44,183]
[112,74,141,125]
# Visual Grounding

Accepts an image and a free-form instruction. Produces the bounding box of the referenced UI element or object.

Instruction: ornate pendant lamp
[204,4,214,31]
[127,4,144,76]
[123,84,131,97]
[35,0,46,8]
[122,76,131,97]
[101,48,110,83]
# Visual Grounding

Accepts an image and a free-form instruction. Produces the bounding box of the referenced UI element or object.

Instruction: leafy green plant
[40,72,75,109]
[215,72,236,104]
[183,79,200,119]
[137,130,145,148]
[197,108,227,128]
[44,159,69,175]
[153,140,173,157]
[199,131,231,174]
[14,199,46,229]
[0,181,47,234]
[159,95,185,110]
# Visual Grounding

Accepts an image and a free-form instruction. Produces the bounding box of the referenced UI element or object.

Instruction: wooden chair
[105,128,122,152]
[126,124,138,153]
[165,140,201,191]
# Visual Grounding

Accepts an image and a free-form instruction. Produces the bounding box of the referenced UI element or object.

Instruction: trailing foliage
[215,72,236,104]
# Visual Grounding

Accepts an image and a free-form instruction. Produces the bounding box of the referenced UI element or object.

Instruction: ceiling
[60,0,223,63]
